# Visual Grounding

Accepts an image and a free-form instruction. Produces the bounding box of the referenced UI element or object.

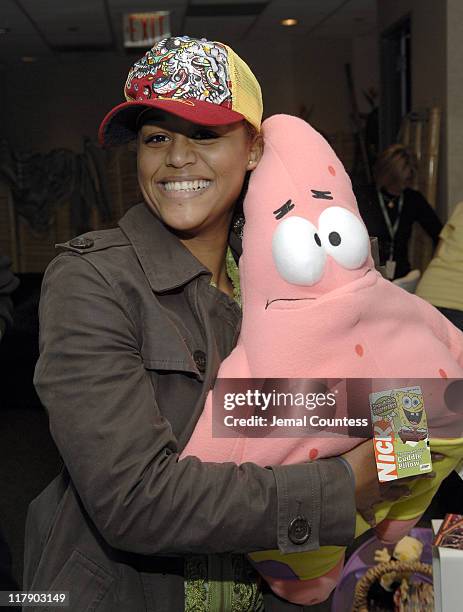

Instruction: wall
[446,0,463,212]
[377,0,449,218]
[352,33,380,116]
[236,37,298,121]
[1,42,298,154]
[377,0,446,111]
[0,29,382,271]
[291,37,353,136]
[1,36,361,154]
[0,68,6,138]
[3,54,132,152]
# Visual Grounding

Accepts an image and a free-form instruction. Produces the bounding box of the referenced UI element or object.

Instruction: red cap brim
[98,99,245,147]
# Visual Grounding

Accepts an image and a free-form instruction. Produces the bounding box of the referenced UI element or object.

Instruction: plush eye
[272,216,326,285]
[412,397,420,408]
[402,396,412,409]
[318,206,369,269]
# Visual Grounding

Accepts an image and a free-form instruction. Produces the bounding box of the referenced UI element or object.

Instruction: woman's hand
[341,440,441,527]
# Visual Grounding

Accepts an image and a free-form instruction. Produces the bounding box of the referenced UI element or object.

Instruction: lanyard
[377,190,404,260]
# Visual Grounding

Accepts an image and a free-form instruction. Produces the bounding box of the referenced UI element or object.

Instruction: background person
[416,201,463,330]
[355,144,442,280]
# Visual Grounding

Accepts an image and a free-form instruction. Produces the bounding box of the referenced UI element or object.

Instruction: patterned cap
[99,35,263,146]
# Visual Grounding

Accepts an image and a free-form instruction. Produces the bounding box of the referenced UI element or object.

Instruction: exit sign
[123,12,171,48]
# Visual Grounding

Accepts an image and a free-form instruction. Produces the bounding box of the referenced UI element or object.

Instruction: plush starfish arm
[180,343,251,463]
[419,297,463,367]
[373,438,463,542]
[444,318,463,367]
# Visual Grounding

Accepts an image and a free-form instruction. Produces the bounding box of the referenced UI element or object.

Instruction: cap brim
[98,99,245,147]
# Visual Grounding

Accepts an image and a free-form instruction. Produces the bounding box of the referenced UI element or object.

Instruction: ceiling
[0,0,377,65]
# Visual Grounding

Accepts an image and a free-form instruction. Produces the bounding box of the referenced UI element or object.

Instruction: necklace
[381,188,400,210]
[210,246,241,306]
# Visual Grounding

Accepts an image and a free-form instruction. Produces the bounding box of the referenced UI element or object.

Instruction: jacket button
[288,515,311,545]
[70,236,94,249]
[193,350,207,373]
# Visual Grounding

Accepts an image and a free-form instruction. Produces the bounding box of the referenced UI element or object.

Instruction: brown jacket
[24,204,355,611]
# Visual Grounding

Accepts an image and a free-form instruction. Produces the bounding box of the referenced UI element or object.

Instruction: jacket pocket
[140,343,202,378]
[36,550,114,612]
[23,470,69,590]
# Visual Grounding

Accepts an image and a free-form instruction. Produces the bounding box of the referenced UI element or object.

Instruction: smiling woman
[136,112,261,274]
[135,113,262,298]
[24,35,386,612]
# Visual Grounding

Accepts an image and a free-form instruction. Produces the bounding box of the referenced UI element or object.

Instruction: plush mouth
[403,408,422,424]
[265,297,315,310]
[159,179,211,193]
[265,269,374,311]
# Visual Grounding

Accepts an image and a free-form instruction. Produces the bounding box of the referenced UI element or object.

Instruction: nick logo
[374,435,398,482]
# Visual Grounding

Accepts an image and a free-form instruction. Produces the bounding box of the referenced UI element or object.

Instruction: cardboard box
[432,519,463,612]
[370,385,432,481]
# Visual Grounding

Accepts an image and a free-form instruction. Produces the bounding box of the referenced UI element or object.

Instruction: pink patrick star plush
[181,114,463,605]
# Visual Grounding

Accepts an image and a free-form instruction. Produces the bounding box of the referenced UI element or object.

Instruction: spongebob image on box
[370,386,432,481]
[394,389,427,443]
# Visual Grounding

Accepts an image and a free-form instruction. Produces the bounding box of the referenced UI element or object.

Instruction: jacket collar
[118,203,211,292]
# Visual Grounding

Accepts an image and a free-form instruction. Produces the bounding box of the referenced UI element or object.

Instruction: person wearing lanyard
[355,144,442,280]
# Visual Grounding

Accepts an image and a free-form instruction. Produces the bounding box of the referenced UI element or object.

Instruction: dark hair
[373,144,417,189]
[230,125,263,237]
[230,170,251,238]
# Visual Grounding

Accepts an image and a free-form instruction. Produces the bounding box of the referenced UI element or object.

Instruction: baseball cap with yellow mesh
[98,35,263,146]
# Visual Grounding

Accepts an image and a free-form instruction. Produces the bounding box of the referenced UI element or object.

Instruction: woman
[24,37,411,611]
[355,144,442,280]
[416,201,463,331]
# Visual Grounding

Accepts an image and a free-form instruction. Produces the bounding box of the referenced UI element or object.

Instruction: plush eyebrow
[311,189,333,200]
[273,199,295,220]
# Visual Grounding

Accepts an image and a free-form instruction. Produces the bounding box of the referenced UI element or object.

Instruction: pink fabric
[375,518,422,544]
[180,115,463,603]
[182,114,463,468]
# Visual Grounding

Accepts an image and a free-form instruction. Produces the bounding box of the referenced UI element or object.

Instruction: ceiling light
[22,56,37,63]
[281,18,298,27]
[0,27,10,35]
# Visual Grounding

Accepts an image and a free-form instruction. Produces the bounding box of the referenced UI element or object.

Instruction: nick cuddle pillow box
[370,385,432,482]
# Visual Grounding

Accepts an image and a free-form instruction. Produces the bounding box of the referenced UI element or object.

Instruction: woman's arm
[413,190,443,245]
[35,253,356,557]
